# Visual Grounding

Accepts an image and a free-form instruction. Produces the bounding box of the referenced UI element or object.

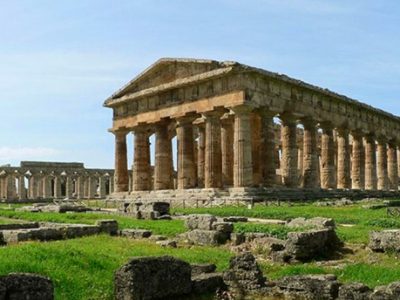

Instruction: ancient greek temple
[104,58,400,202]
[0,161,114,201]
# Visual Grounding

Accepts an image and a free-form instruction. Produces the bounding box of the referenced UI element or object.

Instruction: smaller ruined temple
[0,161,114,201]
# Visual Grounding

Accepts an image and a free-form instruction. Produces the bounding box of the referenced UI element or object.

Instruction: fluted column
[6,176,16,200]
[260,110,276,187]
[65,176,73,199]
[251,113,262,186]
[377,138,388,191]
[337,128,351,189]
[176,116,197,189]
[99,176,106,198]
[388,141,399,190]
[351,131,365,190]
[302,119,319,188]
[132,128,151,191]
[114,130,129,192]
[197,124,206,188]
[232,106,253,187]
[18,175,26,200]
[154,121,173,190]
[221,116,234,187]
[204,111,223,188]
[77,176,84,199]
[365,134,377,190]
[280,114,298,187]
[54,176,62,198]
[320,123,336,189]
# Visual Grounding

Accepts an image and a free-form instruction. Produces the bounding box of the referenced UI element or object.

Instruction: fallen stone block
[0,222,39,230]
[186,229,229,246]
[369,230,400,252]
[230,232,245,245]
[286,217,336,229]
[223,216,248,223]
[156,240,177,248]
[212,222,234,233]
[0,273,54,300]
[192,273,225,295]
[114,256,192,300]
[185,214,217,230]
[1,228,64,244]
[149,235,167,241]
[275,274,339,300]
[119,229,152,239]
[95,220,118,236]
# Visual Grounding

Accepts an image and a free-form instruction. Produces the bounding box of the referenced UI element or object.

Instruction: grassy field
[1,201,400,298]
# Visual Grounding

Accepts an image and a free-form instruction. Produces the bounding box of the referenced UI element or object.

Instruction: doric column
[320,123,336,189]
[280,114,298,187]
[302,119,319,188]
[176,116,197,189]
[132,127,151,191]
[388,141,399,190]
[6,176,16,200]
[337,128,351,189]
[204,110,224,188]
[54,176,62,198]
[351,130,365,190]
[197,124,206,188]
[114,130,129,192]
[43,176,52,198]
[87,176,96,198]
[232,106,253,187]
[377,138,389,191]
[65,176,73,199]
[77,176,84,199]
[251,113,262,186]
[18,175,26,200]
[154,121,173,190]
[221,115,234,187]
[365,134,377,190]
[99,176,106,198]
[260,110,276,187]
[28,175,36,199]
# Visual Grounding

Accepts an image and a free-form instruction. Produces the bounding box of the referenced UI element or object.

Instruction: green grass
[0,209,186,236]
[0,235,232,300]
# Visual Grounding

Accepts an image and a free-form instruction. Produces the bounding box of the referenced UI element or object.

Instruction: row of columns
[0,174,113,200]
[113,107,400,192]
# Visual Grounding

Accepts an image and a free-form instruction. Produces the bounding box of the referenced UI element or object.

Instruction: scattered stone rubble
[17,203,91,213]
[121,201,172,220]
[286,217,336,229]
[314,198,354,207]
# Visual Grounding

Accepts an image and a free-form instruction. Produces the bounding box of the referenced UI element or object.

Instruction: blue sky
[0,0,399,168]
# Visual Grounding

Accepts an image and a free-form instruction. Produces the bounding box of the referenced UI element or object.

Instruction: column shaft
[233,106,253,187]
[251,113,262,186]
[302,120,319,188]
[114,131,129,192]
[337,129,351,189]
[154,123,173,190]
[351,132,365,190]
[260,112,276,187]
[197,125,206,188]
[377,140,388,191]
[204,112,223,188]
[388,143,399,190]
[365,135,377,190]
[132,129,151,191]
[281,115,298,187]
[321,126,336,189]
[221,117,234,186]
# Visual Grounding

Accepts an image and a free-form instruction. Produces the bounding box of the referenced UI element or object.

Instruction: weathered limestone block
[95,219,119,236]
[120,229,152,239]
[191,273,225,295]
[223,253,266,293]
[211,222,234,233]
[186,230,229,246]
[0,273,54,300]
[369,230,400,252]
[1,228,64,244]
[156,240,177,248]
[0,222,39,230]
[114,256,192,300]
[62,225,100,239]
[286,217,336,229]
[275,274,339,300]
[230,232,246,245]
[185,214,217,230]
[223,216,248,223]
[338,282,372,300]
[282,229,341,261]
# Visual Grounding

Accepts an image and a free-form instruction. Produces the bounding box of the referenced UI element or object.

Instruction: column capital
[336,127,349,136]
[279,112,297,124]
[176,114,198,126]
[301,117,317,129]
[230,105,253,115]
[351,129,364,138]
[376,135,388,144]
[319,121,334,131]
[111,128,130,137]
[202,108,226,119]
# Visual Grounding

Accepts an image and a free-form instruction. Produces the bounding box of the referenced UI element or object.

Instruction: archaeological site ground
[2,59,400,299]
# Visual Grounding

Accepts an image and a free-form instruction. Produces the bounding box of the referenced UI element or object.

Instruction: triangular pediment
[108,58,232,100]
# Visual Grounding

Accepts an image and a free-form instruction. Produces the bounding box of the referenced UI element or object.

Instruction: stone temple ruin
[104,58,400,203]
[0,161,114,201]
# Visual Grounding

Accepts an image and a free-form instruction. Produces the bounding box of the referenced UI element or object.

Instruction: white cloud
[0,147,61,162]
